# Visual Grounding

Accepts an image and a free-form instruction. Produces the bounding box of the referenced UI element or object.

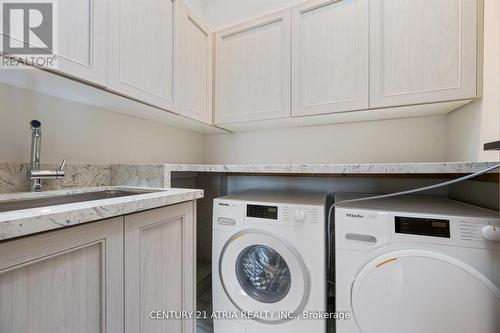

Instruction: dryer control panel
[395,216,450,238]
[335,207,499,251]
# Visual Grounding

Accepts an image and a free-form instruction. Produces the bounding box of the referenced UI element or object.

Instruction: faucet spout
[29,120,66,192]
[30,120,42,191]
[28,120,67,192]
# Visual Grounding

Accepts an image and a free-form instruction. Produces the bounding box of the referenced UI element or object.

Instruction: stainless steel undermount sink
[0,189,157,213]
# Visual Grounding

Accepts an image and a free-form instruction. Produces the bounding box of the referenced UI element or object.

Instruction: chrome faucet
[29,120,66,192]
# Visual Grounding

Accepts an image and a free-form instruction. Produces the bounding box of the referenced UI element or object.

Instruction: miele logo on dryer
[346,213,364,219]
[218,202,230,206]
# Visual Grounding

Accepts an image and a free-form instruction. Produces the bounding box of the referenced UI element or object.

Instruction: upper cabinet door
[215,10,292,124]
[57,0,108,85]
[177,3,213,124]
[292,0,369,117]
[370,0,478,108]
[108,0,180,110]
[1,0,107,85]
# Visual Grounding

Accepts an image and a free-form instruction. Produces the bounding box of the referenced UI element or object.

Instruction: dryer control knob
[293,209,305,222]
[480,225,500,242]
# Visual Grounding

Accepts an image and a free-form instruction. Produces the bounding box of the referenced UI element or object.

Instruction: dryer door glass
[236,245,291,303]
[351,250,500,333]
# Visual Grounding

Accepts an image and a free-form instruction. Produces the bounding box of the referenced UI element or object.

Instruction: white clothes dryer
[334,194,500,333]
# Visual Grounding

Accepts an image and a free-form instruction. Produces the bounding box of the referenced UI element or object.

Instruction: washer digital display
[247,205,278,220]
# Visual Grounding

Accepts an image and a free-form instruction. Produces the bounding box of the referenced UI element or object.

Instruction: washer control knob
[480,225,500,242]
[293,209,305,222]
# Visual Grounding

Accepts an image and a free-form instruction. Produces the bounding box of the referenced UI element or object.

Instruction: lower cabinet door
[125,202,196,333]
[0,217,124,333]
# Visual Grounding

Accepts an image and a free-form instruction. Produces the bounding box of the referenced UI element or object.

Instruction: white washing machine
[334,194,500,333]
[212,190,327,333]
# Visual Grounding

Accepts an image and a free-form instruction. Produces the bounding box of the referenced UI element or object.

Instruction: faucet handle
[59,159,67,171]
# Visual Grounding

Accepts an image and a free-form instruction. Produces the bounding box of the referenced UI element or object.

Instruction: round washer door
[351,249,500,333]
[219,229,310,322]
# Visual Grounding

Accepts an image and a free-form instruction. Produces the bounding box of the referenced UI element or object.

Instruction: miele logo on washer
[218,202,230,206]
[346,213,364,219]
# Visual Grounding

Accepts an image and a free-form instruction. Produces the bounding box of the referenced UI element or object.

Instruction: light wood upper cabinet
[370,0,479,108]
[108,0,180,110]
[0,217,124,333]
[291,0,369,116]
[56,0,108,85]
[215,10,292,124]
[1,0,107,85]
[124,202,196,333]
[178,3,213,124]
[0,0,483,131]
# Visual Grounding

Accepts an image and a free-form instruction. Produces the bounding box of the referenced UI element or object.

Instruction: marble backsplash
[2,161,497,193]
[0,163,29,193]
[0,163,111,193]
[0,163,171,193]
[110,164,170,188]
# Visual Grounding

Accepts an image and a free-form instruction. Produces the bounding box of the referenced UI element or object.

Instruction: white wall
[183,0,208,20]
[185,0,309,30]
[0,84,205,164]
[198,0,500,164]
[204,116,448,164]
[446,0,500,162]
[1,0,497,166]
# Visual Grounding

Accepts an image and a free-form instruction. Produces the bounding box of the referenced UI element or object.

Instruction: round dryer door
[219,229,310,323]
[351,249,500,333]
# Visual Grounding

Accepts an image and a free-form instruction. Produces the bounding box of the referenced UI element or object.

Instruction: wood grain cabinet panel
[124,201,196,333]
[108,0,180,110]
[178,3,213,124]
[56,0,108,85]
[215,10,292,124]
[0,217,124,333]
[292,0,369,116]
[1,0,107,85]
[370,0,479,108]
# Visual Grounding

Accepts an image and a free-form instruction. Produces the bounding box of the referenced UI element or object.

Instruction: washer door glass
[236,245,291,303]
[219,230,310,322]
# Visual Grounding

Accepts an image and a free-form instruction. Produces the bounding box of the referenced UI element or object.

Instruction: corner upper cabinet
[177,3,213,124]
[215,10,292,124]
[291,0,369,116]
[108,0,180,110]
[370,0,479,108]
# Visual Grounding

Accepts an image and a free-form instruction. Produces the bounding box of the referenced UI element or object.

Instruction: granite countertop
[164,161,500,174]
[0,186,203,241]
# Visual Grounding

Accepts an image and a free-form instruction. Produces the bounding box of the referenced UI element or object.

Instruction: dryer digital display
[395,216,450,238]
[247,205,278,220]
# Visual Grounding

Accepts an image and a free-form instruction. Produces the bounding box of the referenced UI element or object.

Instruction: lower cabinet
[0,201,196,333]
[125,201,196,333]
[0,217,124,333]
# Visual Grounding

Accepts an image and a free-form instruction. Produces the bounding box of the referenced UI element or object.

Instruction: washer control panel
[214,191,326,230]
[283,206,320,223]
